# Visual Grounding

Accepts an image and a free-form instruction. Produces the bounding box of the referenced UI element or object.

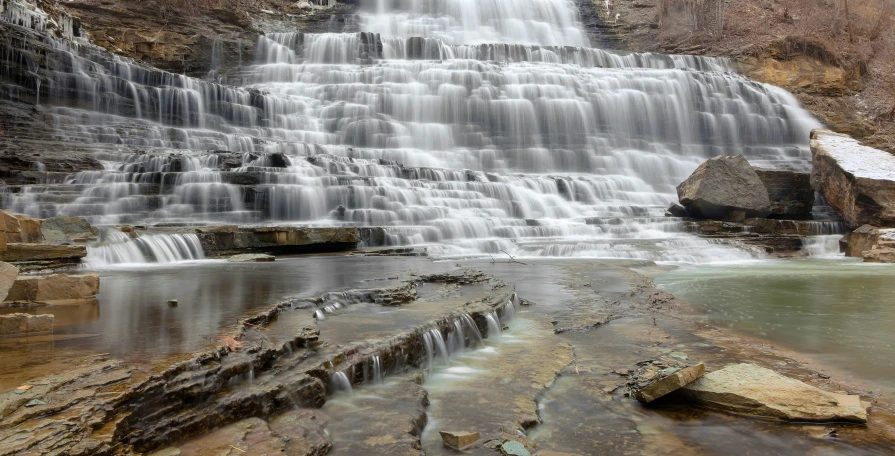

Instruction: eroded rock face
[0,262,18,302]
[753,169,815,215]
[842,225,895,263]
[810,129,895,228]
[677,156,770,220]
[682,363,868,423]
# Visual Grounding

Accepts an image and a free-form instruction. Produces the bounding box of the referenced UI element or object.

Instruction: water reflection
[656,258,895,393]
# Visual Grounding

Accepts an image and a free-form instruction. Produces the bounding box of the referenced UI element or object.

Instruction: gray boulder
[677,156,770,220]
[39,215,97,242]
[754,169,814,215]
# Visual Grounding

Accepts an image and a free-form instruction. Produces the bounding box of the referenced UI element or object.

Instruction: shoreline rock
[682,363,868,423]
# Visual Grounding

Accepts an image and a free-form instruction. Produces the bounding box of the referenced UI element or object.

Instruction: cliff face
[602,0,895,153]
[59,0,358,77]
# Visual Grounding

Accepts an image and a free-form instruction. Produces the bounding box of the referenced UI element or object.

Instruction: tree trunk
[844,0,855,43]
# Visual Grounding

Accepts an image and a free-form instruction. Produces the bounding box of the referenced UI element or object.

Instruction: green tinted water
[656,259,895,393]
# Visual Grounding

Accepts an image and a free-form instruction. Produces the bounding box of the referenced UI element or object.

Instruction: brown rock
[682,363,867,423]
[0,313,53,336]
[841,225,895,262]
[634,362,705,403]
[810,129,895,228]
[440,431,480,450]
[5,273,100,303]
[2,243,87,262]
[677,156,770,220]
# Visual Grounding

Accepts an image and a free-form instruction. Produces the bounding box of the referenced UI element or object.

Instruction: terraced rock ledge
[0,269,514,455]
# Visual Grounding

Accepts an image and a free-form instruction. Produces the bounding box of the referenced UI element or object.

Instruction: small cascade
[372,355,383,384]
[86,230,206,266]
[330,371,353,395]
[314,310,327,321]
[804,235,845,258]
[500,300,518,324]
[485,311,502,338]
[422,327,450,372]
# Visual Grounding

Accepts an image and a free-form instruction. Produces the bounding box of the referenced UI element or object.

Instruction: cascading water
[330,371,354,395]
[86,229,206,266]
[1,0,823,263]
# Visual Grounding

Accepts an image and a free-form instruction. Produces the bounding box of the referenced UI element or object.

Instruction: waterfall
[330,371,353,395]
[86,231,206,266]
[486,312,502,338]
[1,0,824,263]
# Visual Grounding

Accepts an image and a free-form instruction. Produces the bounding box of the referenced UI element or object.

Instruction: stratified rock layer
[810,129,895,228]
[754,168,815,215]
[683,363,868,423]
[677,155,771,220]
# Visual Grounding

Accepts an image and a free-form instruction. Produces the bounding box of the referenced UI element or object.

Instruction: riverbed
[656,257,895,395]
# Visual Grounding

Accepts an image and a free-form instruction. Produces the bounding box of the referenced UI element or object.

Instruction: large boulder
[682,363,867,423]
[677,156,770,220]
[5,273,100,303]
[753,169,814,215]
[2,211,41,243]
[810,129,895,228]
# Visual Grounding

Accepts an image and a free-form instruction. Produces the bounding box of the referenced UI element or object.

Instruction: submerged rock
[810,129,895,228]
[633,362,705,403]
[440,430,480,450]
[501,440,531,456]
[227,253,276,262]
[677,155,771,220]
[682,363,868,423]
[0,313,53,337]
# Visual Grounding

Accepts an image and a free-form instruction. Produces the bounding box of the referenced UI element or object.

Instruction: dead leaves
[221,336,244,352]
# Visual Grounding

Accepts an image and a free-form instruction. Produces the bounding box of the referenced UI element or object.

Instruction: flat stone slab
[227,253,275,262]
[682,363,868,423]
[1,243,87,262]
[634,362,705,403]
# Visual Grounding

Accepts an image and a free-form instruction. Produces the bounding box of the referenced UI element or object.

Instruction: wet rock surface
[5,273,100,304]
[841,225,895,263]
[753,169,815,216]
[631,362,706,403]
[677,155,771,220]
[810,129,895,228]
[683,363,868,423]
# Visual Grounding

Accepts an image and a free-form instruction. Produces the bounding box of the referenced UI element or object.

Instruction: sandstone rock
[634,362,705,403]
[753,169,814,215]
[810,129,895,228]
[39,215,97,243]
[677,156,770,220]
[5,273,100,303]
[0,313,53,336]
[1,243,87,262]
[227,253,275,262]
[0,262,18,302]
[1,212,42,244]
[440,431,480,450]
[682,363,867,423]
[841,225,895,262]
